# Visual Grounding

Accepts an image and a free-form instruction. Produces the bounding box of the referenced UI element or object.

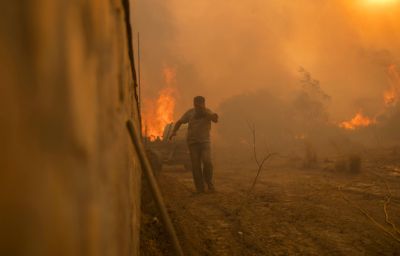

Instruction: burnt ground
[141,155,400,255]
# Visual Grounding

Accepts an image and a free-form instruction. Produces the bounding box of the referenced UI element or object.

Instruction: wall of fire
[0,1,141,256]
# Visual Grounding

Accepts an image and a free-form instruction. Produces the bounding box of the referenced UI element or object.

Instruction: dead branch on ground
[338,173,400,244]
[383,182,400,235]
[367,169,400,236]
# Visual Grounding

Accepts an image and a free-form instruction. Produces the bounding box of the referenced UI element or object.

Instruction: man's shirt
[178,108,216,145]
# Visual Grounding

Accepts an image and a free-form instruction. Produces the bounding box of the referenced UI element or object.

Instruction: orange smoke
[142,67,177,140]
[163,66,177,85]
[384,64,400,107]
[339,111,376,130]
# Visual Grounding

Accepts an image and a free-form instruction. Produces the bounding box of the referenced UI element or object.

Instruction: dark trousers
[188,143,214,192]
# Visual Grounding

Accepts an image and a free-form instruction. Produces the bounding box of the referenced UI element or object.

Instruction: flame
[339,65,399,131]
[339,111,376,130]
[142,67,177,140]
[384,64,400,107]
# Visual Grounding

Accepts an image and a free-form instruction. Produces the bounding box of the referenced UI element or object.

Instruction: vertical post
[126,120,184,256]
[137,32,141,98]
[137,32,143,132]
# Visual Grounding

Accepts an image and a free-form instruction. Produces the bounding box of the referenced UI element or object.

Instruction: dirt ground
[141,152,400,255]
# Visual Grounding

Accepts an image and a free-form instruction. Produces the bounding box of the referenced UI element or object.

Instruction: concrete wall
[0,1,141,255]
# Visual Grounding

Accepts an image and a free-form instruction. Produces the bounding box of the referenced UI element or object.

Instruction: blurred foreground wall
[0,1,142,255]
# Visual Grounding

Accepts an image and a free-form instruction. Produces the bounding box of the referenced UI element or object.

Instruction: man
[169,96,218,194]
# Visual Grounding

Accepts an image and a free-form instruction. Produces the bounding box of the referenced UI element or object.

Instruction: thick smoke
[134,0,399,113]
[133,0,400,158]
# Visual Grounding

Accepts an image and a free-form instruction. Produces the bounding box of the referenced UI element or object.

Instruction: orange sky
[134,0,400,121]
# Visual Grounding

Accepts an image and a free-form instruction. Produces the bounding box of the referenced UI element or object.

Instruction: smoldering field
[136,1,400,255]
[141,84,400,255]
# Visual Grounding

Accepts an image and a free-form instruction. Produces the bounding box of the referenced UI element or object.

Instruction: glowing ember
[384,64,400,107]
[339,111,375,130]
[142,67,177,140]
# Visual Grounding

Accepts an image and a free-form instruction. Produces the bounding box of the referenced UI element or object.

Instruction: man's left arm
[207,110,219,123]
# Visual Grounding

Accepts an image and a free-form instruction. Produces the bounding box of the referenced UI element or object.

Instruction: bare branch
[236,123,277,215]
[247,152,277,195]
[246,122,260,167]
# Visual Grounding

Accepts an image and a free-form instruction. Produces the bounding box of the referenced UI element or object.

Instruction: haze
[134,0,399,117]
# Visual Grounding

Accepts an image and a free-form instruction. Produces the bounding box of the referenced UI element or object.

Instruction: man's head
[193,96,206,111]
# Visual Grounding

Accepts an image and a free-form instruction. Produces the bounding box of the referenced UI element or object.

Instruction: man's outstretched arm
[169,110,190,140]
[169,120,183,140]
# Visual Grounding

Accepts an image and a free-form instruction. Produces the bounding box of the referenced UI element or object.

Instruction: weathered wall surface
[0,1,141,255]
